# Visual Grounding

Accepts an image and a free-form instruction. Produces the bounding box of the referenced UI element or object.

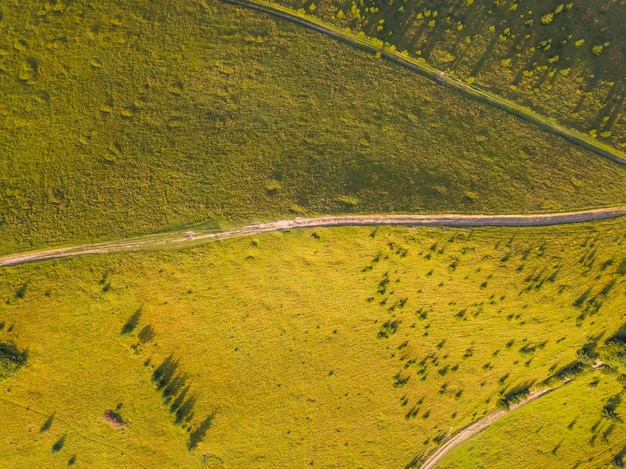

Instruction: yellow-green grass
[2,1,626,255]
[438,371,626,469]
[1,221,626,467]
[276,0,626,150]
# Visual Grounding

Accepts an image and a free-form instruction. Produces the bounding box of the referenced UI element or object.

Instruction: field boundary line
[1,207,626,267]
[222,0,626,166]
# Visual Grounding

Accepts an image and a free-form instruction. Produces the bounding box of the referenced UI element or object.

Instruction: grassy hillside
[438,372,626,468]
[1,220,625,467]
[1,1,626,254]
[274,0,626,150]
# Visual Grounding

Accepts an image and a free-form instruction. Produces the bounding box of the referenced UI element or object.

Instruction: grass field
[1,220,625,467]
[438,372,626,468]
[2,1,626,467]
[1,0,626,255]
[275,0,626,150]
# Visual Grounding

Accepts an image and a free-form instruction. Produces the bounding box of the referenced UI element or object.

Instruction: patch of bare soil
[103,410,126,429]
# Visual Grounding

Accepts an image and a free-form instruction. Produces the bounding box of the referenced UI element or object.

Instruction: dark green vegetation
[0,341,27,380]
[1,222,625,466]
[1,0,626,255]
[276,0,626,150]
[229,0,626,168]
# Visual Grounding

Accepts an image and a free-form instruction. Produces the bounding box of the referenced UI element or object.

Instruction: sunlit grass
[1,220,625,466]
[438,372,626,469]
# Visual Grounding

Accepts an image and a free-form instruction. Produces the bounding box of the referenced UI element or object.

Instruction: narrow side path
[222,0,626,166]
[1,207,625,267]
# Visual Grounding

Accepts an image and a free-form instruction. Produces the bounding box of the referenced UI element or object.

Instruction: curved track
[1,207,625,267]
[415,388,555,469]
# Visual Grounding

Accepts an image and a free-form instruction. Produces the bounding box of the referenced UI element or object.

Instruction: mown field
[275,0,626,150]
[1,221,625,467]
[1,0,626,255]
[438,372,626,468]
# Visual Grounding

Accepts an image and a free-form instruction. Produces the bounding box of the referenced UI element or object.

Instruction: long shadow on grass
[151,355,215,450]
[188,412,216,450]
[120,306,143,335]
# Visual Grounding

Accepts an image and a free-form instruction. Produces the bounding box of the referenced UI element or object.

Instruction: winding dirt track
[416,388,555,469]
[1,207,625,267]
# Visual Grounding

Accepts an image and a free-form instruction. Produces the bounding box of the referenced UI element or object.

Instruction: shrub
[378,320,400,338]
[40,414,54,433]
[495,398,509,410]
[15,282,28,299]
[138,325,155,343]
[0,342,28,380]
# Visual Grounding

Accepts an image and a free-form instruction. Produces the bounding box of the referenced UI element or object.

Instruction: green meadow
[1,0,626,254]
[2,0,626,467]
[1,220,626,467]
[275,0,626,150]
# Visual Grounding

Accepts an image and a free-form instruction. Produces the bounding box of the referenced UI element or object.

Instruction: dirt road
[1,207,625,267]
[416,388,554,469]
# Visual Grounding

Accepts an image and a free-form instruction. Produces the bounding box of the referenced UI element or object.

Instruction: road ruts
[1,207,625,267]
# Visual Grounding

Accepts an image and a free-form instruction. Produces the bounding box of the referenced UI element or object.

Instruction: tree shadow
[613,444,626,467]
[152,354,179,390]
[0,342,28,378]
[40,413,55,433]
[51,434,66,453]
[608,323,626,344]
[188,412,216,450]
[120,306,143,335]
[14,282,29,299]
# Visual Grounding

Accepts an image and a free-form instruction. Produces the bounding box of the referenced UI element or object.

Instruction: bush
[15,282,28,299]
[138,325,155,343]
[0,342,28,380]
[540,13,554,24]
